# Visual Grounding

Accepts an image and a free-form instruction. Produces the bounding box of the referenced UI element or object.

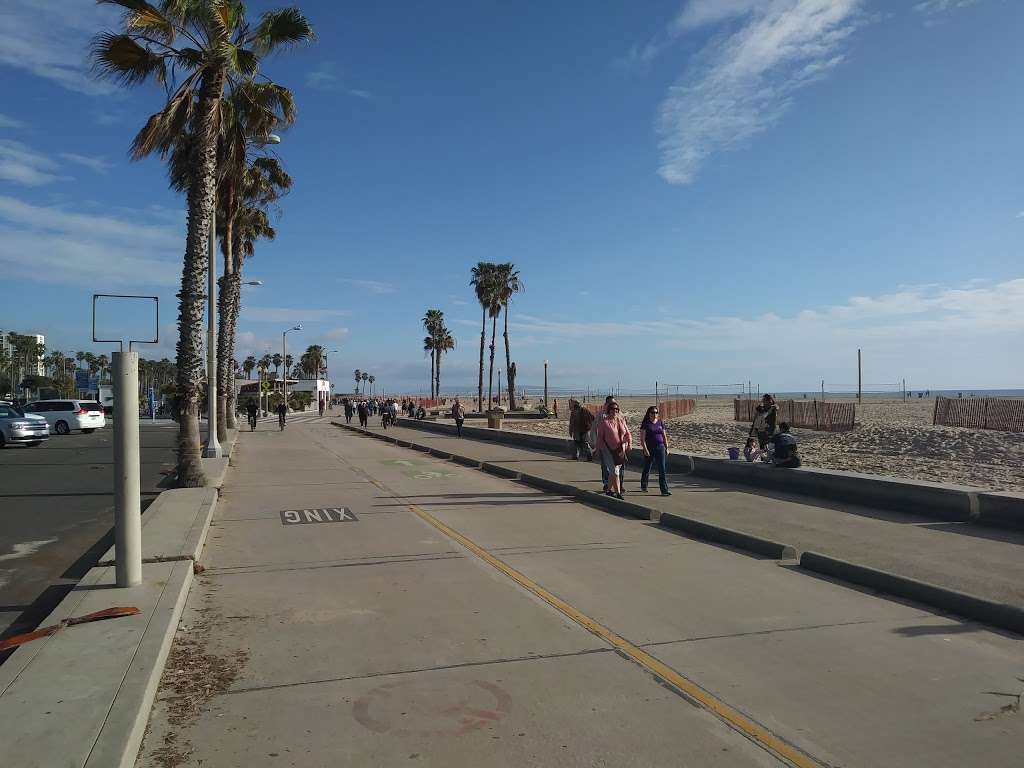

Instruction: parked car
[23,399,106,435]
[0,402,49,447]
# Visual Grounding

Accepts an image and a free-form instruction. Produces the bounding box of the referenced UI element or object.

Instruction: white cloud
[0,113,25,129]
[0,0,119,95]
[0,194,181,287]
[240,307,352,323]
[1015,211,1024,219]
[60,152,113,174]
[305,62,372,99]
[653,0,863,184]
[0,139,64,186]
[913,0,980,14]
[338,278,396,295]
[500,279,1024,353]
[323,327,350,341]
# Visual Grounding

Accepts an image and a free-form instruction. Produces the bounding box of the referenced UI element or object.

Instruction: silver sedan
[0,403,49,447]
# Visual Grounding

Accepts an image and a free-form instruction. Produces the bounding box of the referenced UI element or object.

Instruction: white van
[23,399,106,434]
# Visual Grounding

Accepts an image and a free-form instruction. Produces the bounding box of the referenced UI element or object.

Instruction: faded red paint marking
[352,680,512,737]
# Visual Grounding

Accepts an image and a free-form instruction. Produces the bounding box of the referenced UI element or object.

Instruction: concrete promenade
[374,420,1024,612]
[135,420,1022,767]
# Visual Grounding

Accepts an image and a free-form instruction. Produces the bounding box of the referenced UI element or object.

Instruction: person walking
[357,400,369,428]
[639,406,671,495]
[246,398,258,432]
[568,400,594,461]
[344,399,354,424]
[749,394,778,451]
[589,395,617,490]
[318,397,325,417]
[594,399,631,499]
[451,399,466,437]
[276,399,288,430]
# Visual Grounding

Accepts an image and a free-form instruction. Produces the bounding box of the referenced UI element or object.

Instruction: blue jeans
[641,445,669,493]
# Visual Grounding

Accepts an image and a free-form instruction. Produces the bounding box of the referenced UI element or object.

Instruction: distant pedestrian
[749,394,778,451]
[357,400,369,428]
[639,406,670,495]
[568,399,594,461]
[344,399,354,424]
[451,399,466,437]
[594,400,631,500]
[276,400,287,430]
[318,398,325,417]
[245,399,258,432]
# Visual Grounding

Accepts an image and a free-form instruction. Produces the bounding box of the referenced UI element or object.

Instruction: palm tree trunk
[488,314,497,409]
[430,350,436,399]
[175,67,225,487]
[478,307,485,412]
[221,271,241,431]
[434,347,441,400]
[503,305,516,410]
[216,210,234,440]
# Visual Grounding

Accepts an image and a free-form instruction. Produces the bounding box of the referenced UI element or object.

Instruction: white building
[1,331,45,376]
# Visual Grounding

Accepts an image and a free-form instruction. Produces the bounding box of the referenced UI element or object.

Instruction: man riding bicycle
[246,399,258,431]
[276,401,288,430]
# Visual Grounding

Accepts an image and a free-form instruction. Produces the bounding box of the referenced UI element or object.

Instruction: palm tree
[470,262,499,411]
[243,355,257,379]
[368,374,375,396]
[353,368,362,394]
[92,1,313,487]
[423,336,436,398]
[272,352,283,377]
[361,371,369,393]
[97,354,110,384]
[495,264,523,409]
[434,325,455,399]
[422,309,443,398]
[75,351,86,370]
[302,345,325,379]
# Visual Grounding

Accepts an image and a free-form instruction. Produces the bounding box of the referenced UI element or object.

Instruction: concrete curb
[660,512,797,559]
[202,456,230,490]
[0,561,194,768]
[516,473,582,498]
[97,487,218,567]
[799,551,1024,636]
[482,462,522,480]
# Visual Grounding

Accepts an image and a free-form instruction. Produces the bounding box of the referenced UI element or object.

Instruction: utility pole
[544,360,549,409]
[857,348,862,404]
[203,196,222,459]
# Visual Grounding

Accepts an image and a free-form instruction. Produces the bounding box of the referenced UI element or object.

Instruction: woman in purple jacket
[639,406,671,496]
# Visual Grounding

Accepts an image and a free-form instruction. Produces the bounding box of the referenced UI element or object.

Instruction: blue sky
[1,0,1021,395]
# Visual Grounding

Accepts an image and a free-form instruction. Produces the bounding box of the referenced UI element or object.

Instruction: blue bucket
[727,447,740,460]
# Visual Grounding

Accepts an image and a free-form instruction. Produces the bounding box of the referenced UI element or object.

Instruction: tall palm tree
[470,262,498,411]
[272,352,283,377]
[423,335,436,397]
[434,325,455,399]
[361,371,369,393]
[422,309,443,398]
[495,264,523,409]
[243,355,257,379]
[302,345,325,379]
[368,374,375,396]
[92,1,313,487]
[353,368,362,394]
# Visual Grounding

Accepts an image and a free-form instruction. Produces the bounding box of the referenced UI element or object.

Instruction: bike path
[136,421,1022,768]
[364,421,1024,611]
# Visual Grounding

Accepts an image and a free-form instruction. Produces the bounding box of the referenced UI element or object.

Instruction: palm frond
[248,7,314,54]
[91,32,168,86]
[124,4,177,44]
[130,80,196,159]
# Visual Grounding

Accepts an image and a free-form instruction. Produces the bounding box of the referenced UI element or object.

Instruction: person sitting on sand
[743,437,763,463]
[770,423,800,468]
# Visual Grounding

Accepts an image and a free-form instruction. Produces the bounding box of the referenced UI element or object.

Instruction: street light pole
[544,359,549,410]
[283,325,301,411]
[203,188,222,458]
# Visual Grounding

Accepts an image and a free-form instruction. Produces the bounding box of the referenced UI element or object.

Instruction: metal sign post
[93,294,158,588]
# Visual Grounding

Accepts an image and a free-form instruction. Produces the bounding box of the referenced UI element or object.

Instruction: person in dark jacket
[749,394,778,451]
[770,422,800,468]
[357,400,369,428]
[451,399,466,437]
[568,400,594,461]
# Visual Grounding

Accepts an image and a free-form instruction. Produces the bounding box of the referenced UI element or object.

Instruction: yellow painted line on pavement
[405,500,821,768]
[321,423,821,767]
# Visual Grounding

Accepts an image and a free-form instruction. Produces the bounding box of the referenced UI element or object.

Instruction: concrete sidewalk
[135,421,1022,768]
[363,420,1024,613]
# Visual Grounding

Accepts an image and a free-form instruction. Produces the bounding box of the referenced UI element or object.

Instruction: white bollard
[113,350,142,587]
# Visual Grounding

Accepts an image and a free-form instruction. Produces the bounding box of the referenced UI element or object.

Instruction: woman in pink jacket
[594,400,632,499]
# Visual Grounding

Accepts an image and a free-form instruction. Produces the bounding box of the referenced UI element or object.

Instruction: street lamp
[204,136,280,457]
[283,325,301,411]
[544,359,549,409]
[325,349,339,409]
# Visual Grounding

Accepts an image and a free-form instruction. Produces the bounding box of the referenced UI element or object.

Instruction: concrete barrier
[800,551,1024,635]
[482,462,522,480]
[660,512,797,559]
[977,492,1024,530]
[393,418,1015,526]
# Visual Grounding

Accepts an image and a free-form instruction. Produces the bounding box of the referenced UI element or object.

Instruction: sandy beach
[500,396,1024,493]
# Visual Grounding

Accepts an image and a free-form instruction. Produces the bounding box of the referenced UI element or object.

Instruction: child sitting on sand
[743,438,763,462]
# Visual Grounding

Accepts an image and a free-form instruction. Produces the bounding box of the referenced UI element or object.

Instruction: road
[137,420,1024,768]
[0,423,176,647]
